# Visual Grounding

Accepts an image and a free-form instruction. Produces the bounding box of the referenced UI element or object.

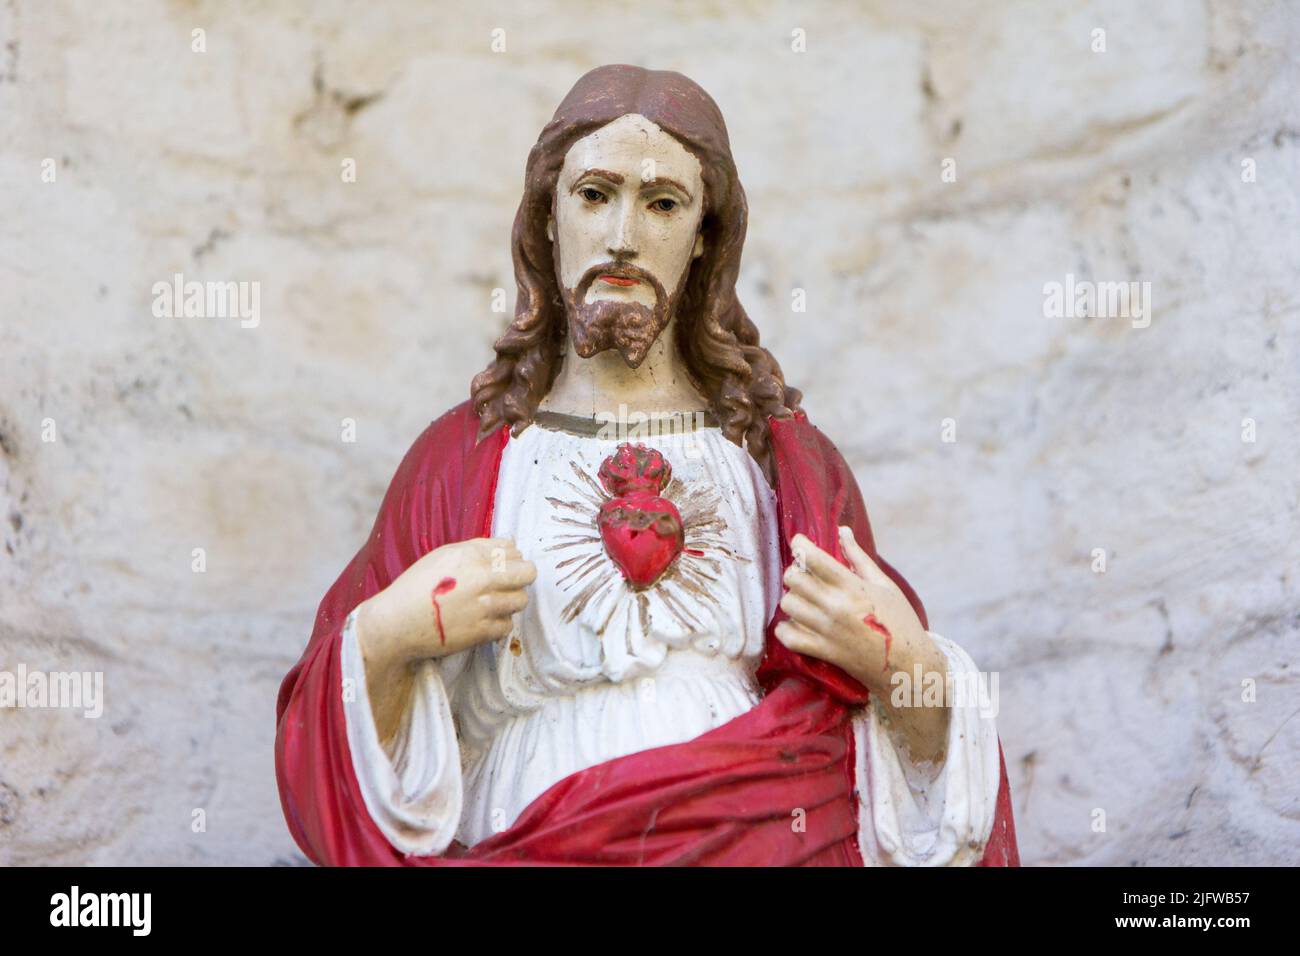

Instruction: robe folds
[275,400,1020,866]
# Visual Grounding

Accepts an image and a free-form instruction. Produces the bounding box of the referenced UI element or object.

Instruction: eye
[650,197,678,213]
[578,186,606,204]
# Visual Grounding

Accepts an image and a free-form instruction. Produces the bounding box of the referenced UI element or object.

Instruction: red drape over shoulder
[274,402,1018,866]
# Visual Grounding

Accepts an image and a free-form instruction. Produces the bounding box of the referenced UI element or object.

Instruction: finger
[779,591,835,637]
[775,620,841,667]
[475,615,514,640]
[837,526,891,587]
[474,536,518,549]
[480,590,529,617]
[473,537,523,560]
[486,559,537,590]
[782,560,838,609]
[790,533,857,589]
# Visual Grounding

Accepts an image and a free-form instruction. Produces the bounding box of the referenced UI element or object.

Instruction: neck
[538,321,709,420]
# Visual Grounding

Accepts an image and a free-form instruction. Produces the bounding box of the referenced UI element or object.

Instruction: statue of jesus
[275,64,1019,866]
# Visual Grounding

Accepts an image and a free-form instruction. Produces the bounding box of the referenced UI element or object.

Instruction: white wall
[0,0,1296,864]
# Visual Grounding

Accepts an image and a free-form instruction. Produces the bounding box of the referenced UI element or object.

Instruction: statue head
[551,111,704,370]
[472,64,801,469]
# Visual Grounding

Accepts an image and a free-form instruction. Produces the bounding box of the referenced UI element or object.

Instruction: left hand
[775,526,951,763]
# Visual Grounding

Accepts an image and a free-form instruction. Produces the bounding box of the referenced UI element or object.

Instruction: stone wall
[1,0,1296,864]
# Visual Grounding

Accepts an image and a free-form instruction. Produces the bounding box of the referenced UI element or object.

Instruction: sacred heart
[596,443,684,590]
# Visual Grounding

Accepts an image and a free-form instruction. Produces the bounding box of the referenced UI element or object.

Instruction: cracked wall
[0,0,1297,864]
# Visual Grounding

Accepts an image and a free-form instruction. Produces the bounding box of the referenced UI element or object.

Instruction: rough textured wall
[1,0,1296,865]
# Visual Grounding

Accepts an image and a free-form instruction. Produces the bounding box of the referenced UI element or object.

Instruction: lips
[598,274,639,287]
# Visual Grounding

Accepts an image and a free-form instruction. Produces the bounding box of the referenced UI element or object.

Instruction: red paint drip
[864,613,893,671]
[431,577,457,645]
[684,548,705,557]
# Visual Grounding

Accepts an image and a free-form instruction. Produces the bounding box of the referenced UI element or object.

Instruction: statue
[275,65,1019,866]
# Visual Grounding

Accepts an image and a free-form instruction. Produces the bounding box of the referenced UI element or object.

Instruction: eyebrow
[575,167,625,186]
[640,176,693,203]
[573,168,694,203]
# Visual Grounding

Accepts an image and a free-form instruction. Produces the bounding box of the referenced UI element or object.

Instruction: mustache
[576,261,667,301]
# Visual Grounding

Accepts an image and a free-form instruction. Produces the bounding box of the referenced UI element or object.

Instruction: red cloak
[275,401,1019,866]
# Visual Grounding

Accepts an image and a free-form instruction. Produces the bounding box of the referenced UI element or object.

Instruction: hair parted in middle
[470,64,802,478]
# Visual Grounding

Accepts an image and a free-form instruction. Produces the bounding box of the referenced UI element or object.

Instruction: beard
[559,260,685,368]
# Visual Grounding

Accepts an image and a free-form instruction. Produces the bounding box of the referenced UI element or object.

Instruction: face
[551,113,706,367]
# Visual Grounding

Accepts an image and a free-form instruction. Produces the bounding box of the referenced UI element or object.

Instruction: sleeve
[765,415,1020,866]
[852,631,1002,866]
[274,404,492,866]
[340,610,464,855]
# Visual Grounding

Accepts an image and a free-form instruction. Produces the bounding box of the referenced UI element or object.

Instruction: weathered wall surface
[1,0,1296,864]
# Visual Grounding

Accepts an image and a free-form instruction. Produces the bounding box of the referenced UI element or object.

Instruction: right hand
[356,537,537,673]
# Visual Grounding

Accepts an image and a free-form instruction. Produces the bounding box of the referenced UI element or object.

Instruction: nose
[607,199,639,260]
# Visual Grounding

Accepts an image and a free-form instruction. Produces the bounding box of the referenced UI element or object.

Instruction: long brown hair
[470,65,801,474]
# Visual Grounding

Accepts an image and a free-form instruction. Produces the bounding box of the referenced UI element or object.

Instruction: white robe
[340,418,1002,865]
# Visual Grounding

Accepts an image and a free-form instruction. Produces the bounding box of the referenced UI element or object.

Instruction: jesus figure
[275,65,1019,866]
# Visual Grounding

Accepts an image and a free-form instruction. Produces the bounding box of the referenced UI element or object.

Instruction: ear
[546,217,555,243]
[692,232,704,259]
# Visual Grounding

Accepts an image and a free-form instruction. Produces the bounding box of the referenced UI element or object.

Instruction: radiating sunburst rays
[543,458,749,655]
